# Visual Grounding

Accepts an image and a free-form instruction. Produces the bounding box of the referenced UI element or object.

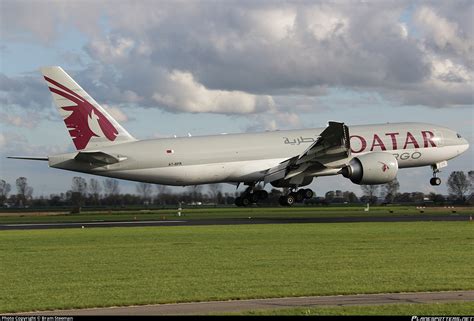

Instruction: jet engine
[340,152,398,185]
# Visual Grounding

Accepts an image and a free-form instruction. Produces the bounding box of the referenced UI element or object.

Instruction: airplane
[8,66,470,206]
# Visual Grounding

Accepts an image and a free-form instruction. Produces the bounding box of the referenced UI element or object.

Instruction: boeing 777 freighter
[8,67,470,206]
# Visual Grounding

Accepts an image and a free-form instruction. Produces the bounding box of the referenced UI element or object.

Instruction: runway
[14,290,474,315]
[0,214,470,230]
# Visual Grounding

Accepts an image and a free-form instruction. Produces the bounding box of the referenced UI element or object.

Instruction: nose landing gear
[430,164,442,186]
[430,177,441,186]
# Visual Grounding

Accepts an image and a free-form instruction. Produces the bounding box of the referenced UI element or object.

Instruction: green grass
[0,222,473,313]
[233,302,474,315]
[0,206,472,224]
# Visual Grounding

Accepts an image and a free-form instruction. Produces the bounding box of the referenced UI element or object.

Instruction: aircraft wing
[264,121,351,185]
[74,151,127,165]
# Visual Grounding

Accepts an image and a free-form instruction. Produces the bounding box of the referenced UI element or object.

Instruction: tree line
[0,170,472,208]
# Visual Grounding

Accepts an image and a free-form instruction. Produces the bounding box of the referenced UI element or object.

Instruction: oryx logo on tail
[44,76,118,150]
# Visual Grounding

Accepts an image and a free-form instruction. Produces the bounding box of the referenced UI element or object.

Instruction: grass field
[0,221,473,313]
[0,205,472,224]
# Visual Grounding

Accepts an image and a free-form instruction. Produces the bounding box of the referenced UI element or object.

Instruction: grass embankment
[0,206,472,224]
[0,221,473,313]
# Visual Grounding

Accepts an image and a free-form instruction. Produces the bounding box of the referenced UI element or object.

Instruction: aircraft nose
[459,138,469,154]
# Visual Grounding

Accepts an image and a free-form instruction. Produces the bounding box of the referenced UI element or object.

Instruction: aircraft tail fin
[40,66,136,151]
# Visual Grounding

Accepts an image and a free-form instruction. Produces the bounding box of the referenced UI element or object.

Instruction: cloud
[1,0,104,44]
[0,111,40,128]
[414,5,473,65]
[77,2,474,108]
[102,104,130,123]
[0,73,50,109]
[0,133,5,149]
[0,131,70,156]
[151,70,276,114]
[1,1,472,126]
[246,111,302,132]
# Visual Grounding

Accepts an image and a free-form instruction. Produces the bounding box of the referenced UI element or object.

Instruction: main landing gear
[430,164,442,186]
[235,185,269,207]
[279,188,314,207]
[234,184,314,207]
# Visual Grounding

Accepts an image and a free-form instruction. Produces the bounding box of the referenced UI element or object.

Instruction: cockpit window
[457,133,462,138]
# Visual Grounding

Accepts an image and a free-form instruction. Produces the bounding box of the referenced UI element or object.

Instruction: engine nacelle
[340,152,398,185]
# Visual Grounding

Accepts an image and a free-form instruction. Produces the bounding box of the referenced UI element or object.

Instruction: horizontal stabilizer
[74,151,127,165]
[7,156,48,161]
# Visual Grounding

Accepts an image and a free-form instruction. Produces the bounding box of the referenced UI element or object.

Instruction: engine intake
[341,152,398,185]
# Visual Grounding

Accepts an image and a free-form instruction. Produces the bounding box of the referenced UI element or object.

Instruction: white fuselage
[48,122,469,186]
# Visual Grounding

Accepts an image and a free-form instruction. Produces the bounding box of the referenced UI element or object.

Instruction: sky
[0,0,473,198]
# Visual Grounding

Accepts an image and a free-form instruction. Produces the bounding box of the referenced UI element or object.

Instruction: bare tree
[447,171,471,201]
[88,178,102,203]
[103,178,120,196]
[187,185,203,202]
[207,183,222,203]
[16,177,33,206]
[0,179,11,204]
[155,185,170,205]
[360,185,379,204]
[382,178,400,203]
[136,182,153,203]
[469,170,474,193]
[71,177,88,195]
[70,177,87,212]
[156,184,169,195]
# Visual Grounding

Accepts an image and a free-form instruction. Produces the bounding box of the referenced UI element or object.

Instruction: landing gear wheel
[285,194,296,206]
[250,193,260,203]
[241,195,251,207]
[255,190,268,200]
[279,194,295,206]
[430,177,441,186]
[279,196,287,206]
[235,197,243,207]
[302,189,314,199]
[294,191,305,203]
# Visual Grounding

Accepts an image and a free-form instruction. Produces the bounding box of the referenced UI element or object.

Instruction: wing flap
[295,121,350,166]
[264,121,351,185]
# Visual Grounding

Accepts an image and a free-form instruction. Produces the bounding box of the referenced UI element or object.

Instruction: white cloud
[102,104,129,123]
[0,112,39,128]
[0,133,5,148]
[1,1,473,122]
[249,8,296,41]
[303,5,348,41]
[414,6,472,63]
[87,36,135,63]
[431,57,471,83]
[246,111,302,132]
[151,70,276,114]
